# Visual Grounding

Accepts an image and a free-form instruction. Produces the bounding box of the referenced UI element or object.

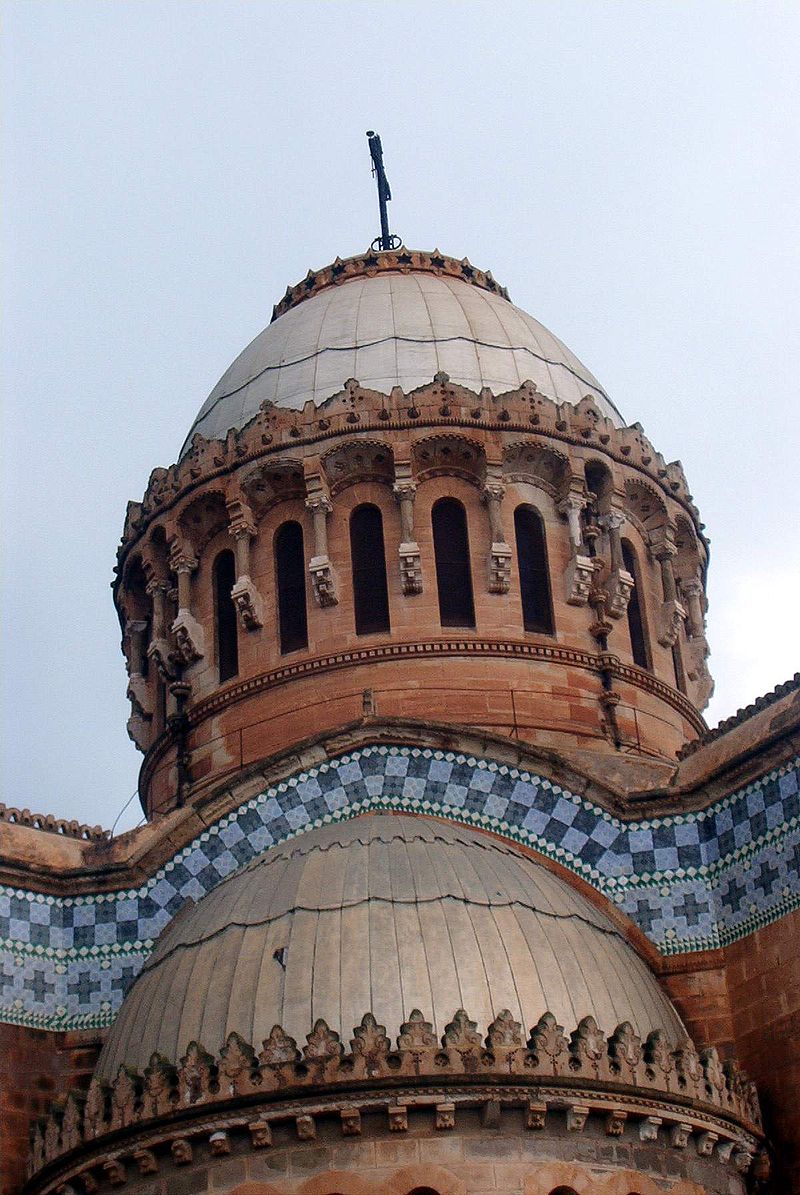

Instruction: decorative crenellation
[270,249,511,322]
[0,805,109,842]
[27,1008,761,1186]
[1,746,798,1032]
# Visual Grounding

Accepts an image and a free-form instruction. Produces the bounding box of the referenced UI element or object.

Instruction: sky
[2,1,799,834]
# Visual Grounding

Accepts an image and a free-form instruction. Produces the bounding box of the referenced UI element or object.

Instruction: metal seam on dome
[188,332,613,439]
[138,895,624,977]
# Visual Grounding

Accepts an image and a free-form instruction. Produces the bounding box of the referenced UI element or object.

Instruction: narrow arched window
[432,497,475,628]
[514,505,554,633]
[350,504,390,635]
[275,521,308,654]
[213,549,238,682]
[621,540,650,670]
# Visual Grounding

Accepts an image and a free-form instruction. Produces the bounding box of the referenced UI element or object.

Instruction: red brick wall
[0,1023,101,1195]
[663,910,800,1193]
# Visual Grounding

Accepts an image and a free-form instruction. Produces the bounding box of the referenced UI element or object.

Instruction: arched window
[275,521,308,654]
[514,505,554,633]
[621,540,650,670]
[432,498,475,628]
[350,504,390,635]
[213,549,238,682]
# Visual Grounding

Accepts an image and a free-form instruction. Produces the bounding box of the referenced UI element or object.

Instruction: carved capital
[168,546,198,576]
[392,482,417,503]
[305,495,333,517]
[657,598,687,648]
[399,542,423,596]
[606,567,635,619]
[226,498,257,541]
[564,554,595,606]
[599,509,625,533]
[482,482,506,505]
[171,611,205,664]
[309,555,338,608]
[230,577,264,630]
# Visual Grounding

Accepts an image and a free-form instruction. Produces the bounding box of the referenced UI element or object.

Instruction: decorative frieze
[27,1006,762,1186]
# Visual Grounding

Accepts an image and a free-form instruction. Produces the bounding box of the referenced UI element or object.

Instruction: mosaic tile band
[1,745,798,1031]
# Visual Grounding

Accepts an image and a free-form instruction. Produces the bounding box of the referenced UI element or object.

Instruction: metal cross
[366,131,401,251]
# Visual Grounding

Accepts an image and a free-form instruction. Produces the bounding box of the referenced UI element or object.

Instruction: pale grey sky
[3,1,799,833]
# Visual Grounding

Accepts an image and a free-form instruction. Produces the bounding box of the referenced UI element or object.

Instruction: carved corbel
[169,544,205,665]
[483,479,512,594]
[393,476,423,595]
[227,498,264,630]
[599,510,634,619]
[559,492,594,606]
[305,492,338,607]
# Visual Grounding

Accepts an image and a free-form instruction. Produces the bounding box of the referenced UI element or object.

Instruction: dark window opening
[432,498,476,628]
[213,549,239,682]
[514,505,555,633]
[621,540,650,670]
[350,504,390,635]
[275,521,308,654]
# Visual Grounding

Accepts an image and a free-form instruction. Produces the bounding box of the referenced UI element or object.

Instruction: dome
[181,251,622,456]
[96,814,684,1078]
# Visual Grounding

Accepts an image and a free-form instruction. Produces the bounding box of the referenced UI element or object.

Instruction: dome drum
[117,372,710,817]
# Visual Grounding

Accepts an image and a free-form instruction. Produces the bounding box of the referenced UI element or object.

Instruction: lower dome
[96,814,685,1078]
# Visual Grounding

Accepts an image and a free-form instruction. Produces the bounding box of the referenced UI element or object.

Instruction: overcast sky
[3,1,799,834]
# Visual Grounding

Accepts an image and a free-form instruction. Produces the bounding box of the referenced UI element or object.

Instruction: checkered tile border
[2,746,798,1031]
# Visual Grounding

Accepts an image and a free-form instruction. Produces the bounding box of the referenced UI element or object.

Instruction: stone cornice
[270,249,511,322]
[26,1008,762,1192]
[116,378,704,578]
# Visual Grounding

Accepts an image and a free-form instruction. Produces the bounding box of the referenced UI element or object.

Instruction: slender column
[393,480,422,595]
[651,531,686,648]
[124,618,152,751]
[599,509,634,619]
[227,498,263,630]
[169,544,205,664]
[681,575,705,639]
[558,492,595,606]
[305,494,338,607]
[483,480,511,594]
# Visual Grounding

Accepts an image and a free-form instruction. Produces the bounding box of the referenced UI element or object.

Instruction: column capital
[305,494,333,516]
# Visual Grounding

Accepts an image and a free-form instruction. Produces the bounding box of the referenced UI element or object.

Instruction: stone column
[305,494,338,607]
[227,498,263,630]
[599,510,634,619]
[681,575,705,639]
[393,480,422,595]
[680,573,713,706]
[169,545,205,665]
[125,619,152,751]
[651,533,686,648]
[482,480,512,594]
[145,579,173,680]
[558,492,595,607]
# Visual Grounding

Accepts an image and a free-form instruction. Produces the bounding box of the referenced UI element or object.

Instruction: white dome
[182,257,621,456]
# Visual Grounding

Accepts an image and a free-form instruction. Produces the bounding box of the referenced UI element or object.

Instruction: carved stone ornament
[170,611,205,665]
[564,554,596,607]
[398,541,423,595]
[685,634,714,707]
[488,542,512,594]
[606,567,635,619]
[146,637,174,682]
[308,554,338,608]
[230,576,264,631]
[657,597,687,649]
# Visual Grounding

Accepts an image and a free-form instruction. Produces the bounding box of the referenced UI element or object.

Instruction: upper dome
[181,250,622,456]
[96,813,685,1078]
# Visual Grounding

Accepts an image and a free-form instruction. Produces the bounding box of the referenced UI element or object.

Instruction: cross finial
[366,131,401,251]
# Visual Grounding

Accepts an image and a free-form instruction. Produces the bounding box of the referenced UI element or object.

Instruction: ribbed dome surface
[97,815,684,1077]
[181,267,621,456]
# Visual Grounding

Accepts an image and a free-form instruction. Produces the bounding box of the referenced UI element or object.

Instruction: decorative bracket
[606,568,635,619]
[488,542,512,594]
[565,554,596,607]
[306,493,338,608]
[657,598,687,649]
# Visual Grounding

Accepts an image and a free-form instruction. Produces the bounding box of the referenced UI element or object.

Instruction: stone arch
[143,523,171,583]
[381,1165,465,1195]
[120,553,150,621]
[623,479,667,536]
[412,433,486,487]
[674,513,704,585]
[584,456,614,511]
[297,1172,375,1195]
[503,441,570,498]
[241,458,306,519]
[177,489,229,557]
[322,439,394,496]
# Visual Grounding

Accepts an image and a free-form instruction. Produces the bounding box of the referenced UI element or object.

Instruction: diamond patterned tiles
[1,746,798,1030]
